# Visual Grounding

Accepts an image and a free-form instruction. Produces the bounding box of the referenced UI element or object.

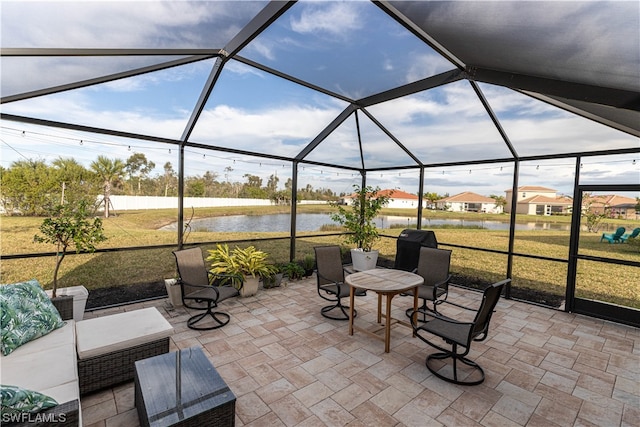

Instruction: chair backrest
[629,228,640,238]
[314,245,344,286]
[614,227,626,236]
[471,279,510,339]
[173,247,209,297]
[416,247,452,287]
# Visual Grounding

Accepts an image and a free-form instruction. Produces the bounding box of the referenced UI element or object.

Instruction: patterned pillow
[0,385,58,414]
[0,279,65,356]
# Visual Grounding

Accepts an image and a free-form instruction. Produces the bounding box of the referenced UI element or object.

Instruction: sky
[1,0,638,199]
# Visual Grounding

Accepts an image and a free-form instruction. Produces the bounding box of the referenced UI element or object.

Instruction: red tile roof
[437,191,495,203]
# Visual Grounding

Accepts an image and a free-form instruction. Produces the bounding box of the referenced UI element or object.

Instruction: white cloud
[290,2,362,37]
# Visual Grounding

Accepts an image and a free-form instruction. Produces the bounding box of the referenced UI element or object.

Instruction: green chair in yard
[621,227,640,242]
[600,227,625,243]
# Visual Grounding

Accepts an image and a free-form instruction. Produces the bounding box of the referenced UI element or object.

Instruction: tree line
[0,153,338,217]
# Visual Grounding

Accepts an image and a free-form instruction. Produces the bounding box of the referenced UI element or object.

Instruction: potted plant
[206,244,277,297]
[300,254,315,277]
[262,263,285,289]
[281,261,305,281]
[330,185,391,271]
[34,200,107,320]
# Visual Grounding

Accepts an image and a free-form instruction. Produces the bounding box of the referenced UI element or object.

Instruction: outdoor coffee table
[134,346,236,427]
[346,268,422,353]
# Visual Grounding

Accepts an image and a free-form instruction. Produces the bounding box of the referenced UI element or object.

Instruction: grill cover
[394,229,438,272]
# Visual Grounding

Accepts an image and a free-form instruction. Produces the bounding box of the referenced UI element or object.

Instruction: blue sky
[1,1,638,199]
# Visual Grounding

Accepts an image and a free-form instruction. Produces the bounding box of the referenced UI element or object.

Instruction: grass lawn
[1,206,638,309]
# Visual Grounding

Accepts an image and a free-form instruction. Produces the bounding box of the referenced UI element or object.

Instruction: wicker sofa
[1,312,81,426]
[1,303,173,426]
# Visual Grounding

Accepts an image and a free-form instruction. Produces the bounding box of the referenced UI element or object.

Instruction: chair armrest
[343,265,355,275]
[410,306,474,328]
[434,298,477,312]
[432,274,451,289]
[316,270,339,284]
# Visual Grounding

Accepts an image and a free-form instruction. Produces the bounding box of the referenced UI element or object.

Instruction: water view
[160,213,573,233]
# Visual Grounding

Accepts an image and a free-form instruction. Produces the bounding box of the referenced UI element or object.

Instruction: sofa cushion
[0,385,58,414]
[0,279,65,356]
[0,327,78,394]
[75,307,173,359]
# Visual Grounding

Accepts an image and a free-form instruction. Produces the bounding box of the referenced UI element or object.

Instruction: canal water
[160,213,573,233]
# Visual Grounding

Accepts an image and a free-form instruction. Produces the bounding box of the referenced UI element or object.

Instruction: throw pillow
[0,279,65,356]
[0,385,58,414]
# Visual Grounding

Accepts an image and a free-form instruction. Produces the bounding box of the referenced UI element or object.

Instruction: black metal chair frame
[405,247,452,321]
[314,245,365,320]
[173,247,242,331]
[411,279,510,385]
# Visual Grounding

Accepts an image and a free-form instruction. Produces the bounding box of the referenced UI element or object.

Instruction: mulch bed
[86,281,168,310]
[86,261,564,310]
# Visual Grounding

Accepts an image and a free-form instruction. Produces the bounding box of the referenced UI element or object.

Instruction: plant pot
[351,249,378,271]
[46,285,88,321]
[50,295,74,320]
[240,276,260,297]
[164,278,183,307]
[262,273,283,289]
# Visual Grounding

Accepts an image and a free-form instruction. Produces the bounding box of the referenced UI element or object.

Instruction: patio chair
[411,279,510,385]
[405,247,452,321]
[173,247,241,330]
[314,245,365,320]
[621,227,640,242]
[600,227,625,243]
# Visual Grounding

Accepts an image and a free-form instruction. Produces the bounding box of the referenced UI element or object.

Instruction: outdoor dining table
[346,268,423,353]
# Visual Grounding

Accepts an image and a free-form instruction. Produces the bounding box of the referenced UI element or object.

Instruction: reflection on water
[160,213,573,232]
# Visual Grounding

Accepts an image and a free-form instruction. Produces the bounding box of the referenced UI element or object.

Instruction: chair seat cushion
[186,285,239,302]
[1,323,78,397]
[75,307,173,359]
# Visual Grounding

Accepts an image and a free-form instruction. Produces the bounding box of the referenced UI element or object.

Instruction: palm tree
[91,155,125,218]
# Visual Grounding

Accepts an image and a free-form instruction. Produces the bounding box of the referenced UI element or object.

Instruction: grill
[394,229,438,272]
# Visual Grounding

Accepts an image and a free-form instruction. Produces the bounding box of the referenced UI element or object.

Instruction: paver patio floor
[81,277,639,427]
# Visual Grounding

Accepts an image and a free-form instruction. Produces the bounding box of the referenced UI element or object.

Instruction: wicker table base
[135,347,235,427]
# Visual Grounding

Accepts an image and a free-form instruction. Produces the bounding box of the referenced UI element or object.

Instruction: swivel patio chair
[600,227,625,243]
[411,279,510,385]
[405,247,452,321]
[621,227,640,242]
[173,247,241,330]
[314,245,365,320]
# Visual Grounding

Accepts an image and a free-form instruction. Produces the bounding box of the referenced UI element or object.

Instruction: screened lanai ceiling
[1,1,639,189]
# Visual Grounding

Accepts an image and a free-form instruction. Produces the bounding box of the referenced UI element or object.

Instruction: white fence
[103,195,326,211]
